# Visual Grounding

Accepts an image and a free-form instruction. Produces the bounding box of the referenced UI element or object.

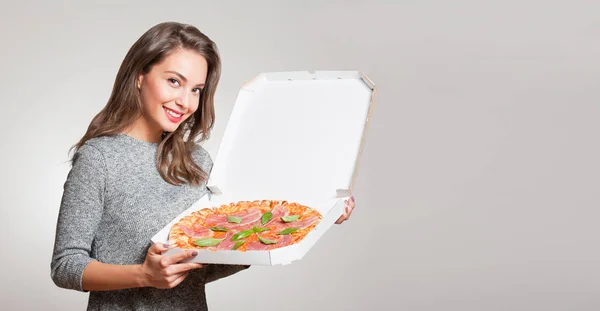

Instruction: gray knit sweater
[51,134,249,310]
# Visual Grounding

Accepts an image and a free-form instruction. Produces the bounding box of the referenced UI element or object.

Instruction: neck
[123,117,163,143]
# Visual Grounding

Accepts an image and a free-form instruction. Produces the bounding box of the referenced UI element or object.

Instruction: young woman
[50,21,356,310]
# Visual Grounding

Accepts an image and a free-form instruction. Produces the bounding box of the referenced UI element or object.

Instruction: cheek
[188,98,201,115]
[143,79,173,107]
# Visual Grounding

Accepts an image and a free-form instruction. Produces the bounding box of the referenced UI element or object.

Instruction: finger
[161,249,198,267]
[166,262,205,276]
[335,210,349,224]
[149,242,171,255]
[168,271,189,288]
[343,201,351,220]
[336,215,349,224]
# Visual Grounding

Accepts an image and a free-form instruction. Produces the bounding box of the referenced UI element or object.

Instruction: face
[133,48,208,142]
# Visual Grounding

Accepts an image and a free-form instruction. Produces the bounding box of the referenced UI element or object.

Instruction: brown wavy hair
[71,22,220,186]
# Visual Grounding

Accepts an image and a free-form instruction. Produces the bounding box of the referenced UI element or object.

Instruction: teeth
[165,108,182,118]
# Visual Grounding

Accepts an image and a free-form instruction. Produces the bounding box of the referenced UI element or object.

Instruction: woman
[51,22,356,310]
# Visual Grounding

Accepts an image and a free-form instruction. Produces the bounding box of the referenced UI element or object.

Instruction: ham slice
[181,223,214,239]
[206,208,262,229]
[269,215,321,233]
[264,204,289,226]
[216,232,238,250]
[270,234,293,250]
[294,216,320,229]
[246,241,270,251]
[246,234,294,251]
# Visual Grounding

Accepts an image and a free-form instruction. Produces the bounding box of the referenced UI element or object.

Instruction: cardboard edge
[349,72,377,194]
[360,73,375,90]
[240,73,264,90]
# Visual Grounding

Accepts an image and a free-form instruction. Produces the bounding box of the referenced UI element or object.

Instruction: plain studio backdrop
[1,1,599,310]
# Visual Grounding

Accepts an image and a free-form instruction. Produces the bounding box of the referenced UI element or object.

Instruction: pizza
[169,200,323,251]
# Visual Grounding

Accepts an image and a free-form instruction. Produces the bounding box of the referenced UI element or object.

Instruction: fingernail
[192,251,198,256]
[163,244,170,248]
[345,206,349,213]
[351,196,355,202]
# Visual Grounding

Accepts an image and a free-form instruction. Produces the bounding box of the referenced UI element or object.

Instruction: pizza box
[151,70,376,266]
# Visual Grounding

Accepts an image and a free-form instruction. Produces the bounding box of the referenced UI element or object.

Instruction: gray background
[0,0,598,310]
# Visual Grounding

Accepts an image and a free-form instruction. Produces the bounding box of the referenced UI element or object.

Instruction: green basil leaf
[281,215,300,223]
[277,227,299,235]
[253,226,271,233]
[210,226,229,232]
[227,216,242,224]
[261,211,273,225]
[194,238,225,247]
[233,240,245,250]
[231,229,254,241]
[257,234,277,245]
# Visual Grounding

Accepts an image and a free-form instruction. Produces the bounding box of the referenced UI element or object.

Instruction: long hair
[71,22,219,186]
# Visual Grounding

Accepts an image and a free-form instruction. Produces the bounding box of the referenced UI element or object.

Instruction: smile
[164,107,183,122]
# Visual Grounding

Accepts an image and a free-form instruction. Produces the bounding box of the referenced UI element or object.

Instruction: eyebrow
[165,70,205,87]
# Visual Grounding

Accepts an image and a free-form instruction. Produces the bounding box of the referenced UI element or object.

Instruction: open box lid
[207,71,376,210]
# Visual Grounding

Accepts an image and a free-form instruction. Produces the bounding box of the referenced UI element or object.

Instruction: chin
[161,125,180,133]
[160,120,187,134]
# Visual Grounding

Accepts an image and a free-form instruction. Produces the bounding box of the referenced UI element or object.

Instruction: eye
[192,88,203,95]
[168,78,180,86]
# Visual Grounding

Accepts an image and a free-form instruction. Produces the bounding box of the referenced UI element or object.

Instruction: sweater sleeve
[51,144,107,292]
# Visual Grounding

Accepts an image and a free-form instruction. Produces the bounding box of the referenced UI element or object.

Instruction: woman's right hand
[141,242,205,289]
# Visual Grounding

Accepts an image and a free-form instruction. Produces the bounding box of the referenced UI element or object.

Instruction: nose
[176,91,190,110]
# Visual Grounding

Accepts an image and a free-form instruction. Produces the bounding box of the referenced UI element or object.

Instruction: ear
[137,73,144,90]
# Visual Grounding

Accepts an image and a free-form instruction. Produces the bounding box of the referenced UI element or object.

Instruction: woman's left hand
[335,196,355,224]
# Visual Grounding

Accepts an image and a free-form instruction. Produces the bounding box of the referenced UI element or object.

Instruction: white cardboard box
[151,70,376,266]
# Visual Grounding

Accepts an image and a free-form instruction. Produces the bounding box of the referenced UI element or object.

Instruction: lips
[164,107,183,123]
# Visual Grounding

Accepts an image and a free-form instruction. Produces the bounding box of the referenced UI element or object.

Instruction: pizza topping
[181,224,214,239]
[268,216,320,234]
[231,229,254,241]
[281,215,300,223]
[216,232,238,250]
[233,240,245,250]
[264,204,288,225]
[246,234,293,250]
[207,208,263,228]
[194,238,225,247]
[261,211,273,225]
[205,208,261,228]
[210,226,229,232]
[274,234,293,248]
[293,216,320,229]
[257,235,277,245]
[278,227,299,235]
[227,216,242,224]
[252,226,270,233]
[246,241,270,251]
